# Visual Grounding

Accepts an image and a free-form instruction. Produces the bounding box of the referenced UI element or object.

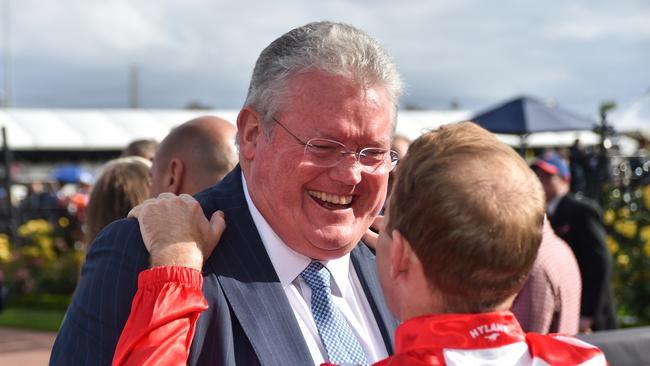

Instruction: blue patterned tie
[301,261,368,366]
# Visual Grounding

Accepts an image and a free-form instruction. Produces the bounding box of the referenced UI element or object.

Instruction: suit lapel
[198,167,313,365]
[351,244,398,354]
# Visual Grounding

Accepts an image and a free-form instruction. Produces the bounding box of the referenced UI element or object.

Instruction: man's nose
[329,154,363,186]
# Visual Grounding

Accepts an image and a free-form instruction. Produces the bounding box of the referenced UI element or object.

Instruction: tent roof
[471,95,597,134]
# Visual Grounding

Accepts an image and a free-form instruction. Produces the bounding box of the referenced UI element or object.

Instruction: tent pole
[596,103,615,204]
[1,126,15,241]
[519,134,529,158]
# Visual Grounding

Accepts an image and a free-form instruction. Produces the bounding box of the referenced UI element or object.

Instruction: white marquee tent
[0,108,612,151]
[0,109,240,150]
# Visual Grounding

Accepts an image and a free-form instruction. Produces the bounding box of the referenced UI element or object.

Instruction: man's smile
[308,190,354,209]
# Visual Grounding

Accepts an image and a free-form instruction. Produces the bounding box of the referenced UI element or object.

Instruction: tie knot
[301,261,330,290]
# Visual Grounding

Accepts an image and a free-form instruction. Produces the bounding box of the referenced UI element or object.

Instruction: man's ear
[390,229,412,279]
[167,158,185,195]
[237,107,263,161]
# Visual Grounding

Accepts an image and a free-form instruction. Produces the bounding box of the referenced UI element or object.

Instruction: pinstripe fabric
[50,218,150,365]
[50,166,397,366]
[190,167,315,365]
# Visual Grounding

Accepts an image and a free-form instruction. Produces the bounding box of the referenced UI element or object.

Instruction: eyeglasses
[272,117,399,174]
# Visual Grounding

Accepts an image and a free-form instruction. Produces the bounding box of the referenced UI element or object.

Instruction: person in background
[510,218,582,334]
[54,172,95,244]
[149,116,237,197]
[117,122,606,365]
[122,139,158,161]
[84,156,151,245]
[569,139,588,193]
[18,180,60,222]
[531,152,617,332]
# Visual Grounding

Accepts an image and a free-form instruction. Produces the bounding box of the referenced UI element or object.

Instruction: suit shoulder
[564,194,601,215]
[194,167,247,217]
[194,184,222,211]
[91,218,143,248]
[355,241,377,258]
[85,218,148,269]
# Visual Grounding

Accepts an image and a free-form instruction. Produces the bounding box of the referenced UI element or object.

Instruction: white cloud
[540,3,650,41]
[12,0,170,63]
[3,0,649,113]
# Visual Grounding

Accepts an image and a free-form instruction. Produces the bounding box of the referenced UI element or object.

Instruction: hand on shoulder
[128,193,225,270]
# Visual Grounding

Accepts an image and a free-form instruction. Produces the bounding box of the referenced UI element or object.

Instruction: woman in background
[84,157,151,245]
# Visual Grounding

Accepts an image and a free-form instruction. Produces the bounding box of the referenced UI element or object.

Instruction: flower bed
[0,217,84,303]
[604,183,650,327]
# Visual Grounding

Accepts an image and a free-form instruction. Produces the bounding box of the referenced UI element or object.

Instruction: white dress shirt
[242,175,388,365]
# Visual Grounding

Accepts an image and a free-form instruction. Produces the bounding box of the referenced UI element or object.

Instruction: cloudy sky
[2,0,649,116]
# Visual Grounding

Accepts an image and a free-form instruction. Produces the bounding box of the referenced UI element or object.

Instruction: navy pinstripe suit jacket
[50,166,398,365]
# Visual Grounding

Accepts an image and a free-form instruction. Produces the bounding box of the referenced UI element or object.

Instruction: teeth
[308,190,352,205]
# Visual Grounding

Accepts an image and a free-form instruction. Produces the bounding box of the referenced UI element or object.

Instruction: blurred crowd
[0,116,238,247]
[0,116,238,313]
[566,137,650,199]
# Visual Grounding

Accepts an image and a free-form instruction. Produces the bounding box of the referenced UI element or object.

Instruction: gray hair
[244,21,403,135]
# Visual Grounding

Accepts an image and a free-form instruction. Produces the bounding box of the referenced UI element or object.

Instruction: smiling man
[239,70,394,260]
[50,21,402,366]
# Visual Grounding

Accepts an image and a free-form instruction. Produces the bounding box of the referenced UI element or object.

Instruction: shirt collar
[241,173,352,295]
[394,311,525,352]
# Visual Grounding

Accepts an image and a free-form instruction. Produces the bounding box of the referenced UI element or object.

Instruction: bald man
[150,116,238,197]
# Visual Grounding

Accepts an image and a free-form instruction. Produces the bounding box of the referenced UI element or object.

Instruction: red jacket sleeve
[112,266,209,366]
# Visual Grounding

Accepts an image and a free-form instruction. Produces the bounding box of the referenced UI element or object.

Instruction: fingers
[129,192,225,264]
[209,211,227,237]
[127,197,157,219]
[191,210,226,261]
[363,215,386,250]
[180,194,203,215]
[362,229,379,250]
[179,193,196,203]
[156,192,177,199]
[128,193,199,219]
[127,206,139,219]
[369,215,386,232]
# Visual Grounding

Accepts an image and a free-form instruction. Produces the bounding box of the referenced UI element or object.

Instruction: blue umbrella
[53,165,94,184]
[471,96,597,135]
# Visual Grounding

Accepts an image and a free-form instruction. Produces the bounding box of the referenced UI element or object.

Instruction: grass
[0,307,65,332]
[7,293,71,312]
